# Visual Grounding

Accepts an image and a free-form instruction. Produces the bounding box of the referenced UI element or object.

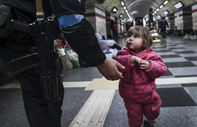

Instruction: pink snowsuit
[115,47,167,127]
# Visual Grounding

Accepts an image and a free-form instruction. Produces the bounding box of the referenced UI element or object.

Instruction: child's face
[126,33,143,52]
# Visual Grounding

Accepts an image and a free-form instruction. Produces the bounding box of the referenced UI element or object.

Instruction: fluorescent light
[164,1,168,5]
[160,5,163,8]
[164,10,169,15]
[174,2,184,9]
[157,8,159,11]
[121,2,124,6]
[123,6,126,10]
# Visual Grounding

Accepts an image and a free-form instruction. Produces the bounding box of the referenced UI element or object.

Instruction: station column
[84,7,107,36]
[192,4,197,32]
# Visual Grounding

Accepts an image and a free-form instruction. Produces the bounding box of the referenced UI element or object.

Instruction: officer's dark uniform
[0,0,106,127]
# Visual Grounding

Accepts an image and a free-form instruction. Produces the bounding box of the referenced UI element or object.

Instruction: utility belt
[0,4,36,38]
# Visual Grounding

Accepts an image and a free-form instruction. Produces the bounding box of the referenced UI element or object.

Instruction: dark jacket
[159,19,169,30]
[0,0,105,66]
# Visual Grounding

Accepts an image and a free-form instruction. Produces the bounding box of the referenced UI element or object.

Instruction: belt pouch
[0,5,12,38]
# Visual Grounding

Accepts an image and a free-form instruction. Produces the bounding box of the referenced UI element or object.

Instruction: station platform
[0,35,197,127]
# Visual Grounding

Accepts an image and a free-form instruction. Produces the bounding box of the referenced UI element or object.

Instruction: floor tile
[156,84,182,88]
[162,44,177,46]
[157,107,197,127]
[154,49,171,52]
[178,53,197,57]
[156,52,177,55]
[163,69,173,76]
[191,61,197,65]
[173,51,196,53]
[165,62,196,68]
[61,67,103,81]
[162,57,188,63]
[171,49,194,52]
[156,88,196,107]
[181,83,197,87]
[159,54,181,58]
[175,75,197,78]
[61,88,93,127]
[168,47,185,49]
[168,67,197,76]
[153,48,169,51]
[184,87,197,104]
[185,57,197,61]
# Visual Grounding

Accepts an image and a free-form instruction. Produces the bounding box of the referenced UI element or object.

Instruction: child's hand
[135,57,142,64]
[140,60,151,69]
[130,56,142,64]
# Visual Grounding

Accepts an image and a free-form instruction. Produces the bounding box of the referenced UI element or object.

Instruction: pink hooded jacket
[115,47,167,104]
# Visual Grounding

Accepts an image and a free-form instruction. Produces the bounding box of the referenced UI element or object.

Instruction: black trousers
[16,68,64,127]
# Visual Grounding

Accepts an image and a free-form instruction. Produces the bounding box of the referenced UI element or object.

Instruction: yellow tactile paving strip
[84,78,119,90]
[69,90,115,127]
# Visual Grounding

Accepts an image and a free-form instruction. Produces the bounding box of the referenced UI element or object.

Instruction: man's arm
[96,59,124,80]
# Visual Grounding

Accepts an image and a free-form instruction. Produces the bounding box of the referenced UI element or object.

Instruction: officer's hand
[96,59,125,80]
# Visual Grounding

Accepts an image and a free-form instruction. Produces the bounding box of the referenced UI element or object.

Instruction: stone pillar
[174,10,192,35]
[167,16,175,34]
[192,4,197,31]
[117,20,121,35]
[84,7,107,36]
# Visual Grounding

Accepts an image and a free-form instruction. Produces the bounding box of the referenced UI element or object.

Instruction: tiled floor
[0,36,197,127]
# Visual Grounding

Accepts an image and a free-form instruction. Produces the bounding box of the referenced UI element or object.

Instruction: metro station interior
[0,0,197,127]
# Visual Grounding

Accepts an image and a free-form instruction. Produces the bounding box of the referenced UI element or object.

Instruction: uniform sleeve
[115,50,135,73]
[62,19,106,67]
[145,53,167,79]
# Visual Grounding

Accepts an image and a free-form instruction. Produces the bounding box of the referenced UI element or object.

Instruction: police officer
[0,0,124,127]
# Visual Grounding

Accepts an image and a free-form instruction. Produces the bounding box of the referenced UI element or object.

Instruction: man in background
[159,17,169,38]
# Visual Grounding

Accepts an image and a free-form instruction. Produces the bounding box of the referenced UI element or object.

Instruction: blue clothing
[58,14,84,29]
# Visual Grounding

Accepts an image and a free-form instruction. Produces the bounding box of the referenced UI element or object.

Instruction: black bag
[0,5,12,38]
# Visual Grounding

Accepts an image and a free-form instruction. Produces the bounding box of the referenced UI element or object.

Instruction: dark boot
[143,120,155,127]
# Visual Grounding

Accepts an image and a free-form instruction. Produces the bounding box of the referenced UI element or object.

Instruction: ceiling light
[123,6,126,10]
[121,2,124,6]
[164,1,168,5]
[160,5,163,8]
[157,8,159,11]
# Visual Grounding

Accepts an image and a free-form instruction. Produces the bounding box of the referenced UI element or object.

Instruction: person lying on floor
[95,33,121,59]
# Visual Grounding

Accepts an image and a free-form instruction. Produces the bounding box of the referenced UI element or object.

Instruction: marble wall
[174,10,193,34]
[192,4,197,30]
[85,7,107,36]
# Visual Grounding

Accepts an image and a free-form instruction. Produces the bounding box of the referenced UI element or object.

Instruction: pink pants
[123,92,162,127]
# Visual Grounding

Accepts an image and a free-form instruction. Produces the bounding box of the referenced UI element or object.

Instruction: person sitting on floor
[95,33,121,59]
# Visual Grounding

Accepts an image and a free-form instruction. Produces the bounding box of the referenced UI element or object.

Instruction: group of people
[0,0,167,127]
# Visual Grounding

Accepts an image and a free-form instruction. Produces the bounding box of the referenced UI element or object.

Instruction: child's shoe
[143,120,155,127]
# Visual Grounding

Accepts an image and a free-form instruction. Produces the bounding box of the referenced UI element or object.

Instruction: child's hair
[127,26,153,49]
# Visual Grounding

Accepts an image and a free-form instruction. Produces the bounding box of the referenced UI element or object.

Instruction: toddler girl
[115,26,167,127]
